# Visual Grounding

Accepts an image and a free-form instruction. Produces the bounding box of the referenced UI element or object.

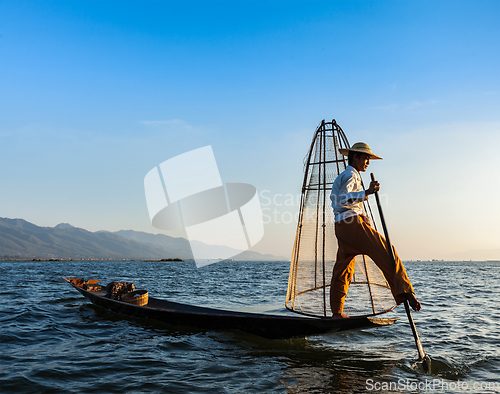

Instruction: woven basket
[122,290,148,306]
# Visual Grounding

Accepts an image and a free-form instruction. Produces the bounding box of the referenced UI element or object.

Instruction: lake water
[1,260,499,393]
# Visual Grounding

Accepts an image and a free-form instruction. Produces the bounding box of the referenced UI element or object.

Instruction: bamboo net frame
[285,119,396,318]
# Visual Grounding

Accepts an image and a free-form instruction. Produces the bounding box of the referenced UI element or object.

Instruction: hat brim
[338,148,383,160]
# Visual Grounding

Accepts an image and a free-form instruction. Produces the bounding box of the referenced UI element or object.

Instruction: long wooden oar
[370,173,430,372]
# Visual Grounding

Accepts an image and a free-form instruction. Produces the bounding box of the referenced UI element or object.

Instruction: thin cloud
[140,119,193,129]
[407,99,438,109]
[371,99,438,112]
[370,104,398,111]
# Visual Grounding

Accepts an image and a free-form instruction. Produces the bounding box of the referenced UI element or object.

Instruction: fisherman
[330,142,421,318]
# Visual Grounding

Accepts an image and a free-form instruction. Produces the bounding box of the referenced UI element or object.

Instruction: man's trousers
[330,214,415,314]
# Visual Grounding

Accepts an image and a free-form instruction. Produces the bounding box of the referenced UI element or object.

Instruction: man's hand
[366,180,380,196]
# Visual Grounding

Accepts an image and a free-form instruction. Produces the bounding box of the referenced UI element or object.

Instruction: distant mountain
[113,229,287,261]
[113,230,191,258]
[0,218,287,261]
[54,223,76,230]
[232,249,288,261]
[0,217,182,260]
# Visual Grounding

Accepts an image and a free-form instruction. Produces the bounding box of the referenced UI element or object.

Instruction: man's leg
[330,220,359,317]
[358,216,420,310]
[330,248,356,316]
[336,215,420,311]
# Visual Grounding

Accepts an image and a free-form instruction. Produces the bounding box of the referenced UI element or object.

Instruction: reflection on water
[1,260,499,393]
[280,346,398,393]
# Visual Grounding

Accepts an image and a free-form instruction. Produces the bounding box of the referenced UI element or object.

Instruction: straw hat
[338,142,383,160]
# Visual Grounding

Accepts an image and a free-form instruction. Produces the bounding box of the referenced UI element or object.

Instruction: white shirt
[330,165,367,223]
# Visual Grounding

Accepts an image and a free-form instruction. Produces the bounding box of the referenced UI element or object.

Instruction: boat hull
[63,277,398,339]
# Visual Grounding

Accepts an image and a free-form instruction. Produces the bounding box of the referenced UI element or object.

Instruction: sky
[1,0,499,261]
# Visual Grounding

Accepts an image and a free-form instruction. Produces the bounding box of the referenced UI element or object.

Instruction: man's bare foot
[331,313,349,319]
[406,293,421,312]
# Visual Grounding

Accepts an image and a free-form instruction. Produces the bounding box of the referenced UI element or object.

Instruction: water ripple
[1,260,500,393]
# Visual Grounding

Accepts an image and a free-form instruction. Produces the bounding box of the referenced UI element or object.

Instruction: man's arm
[338,175,367,206]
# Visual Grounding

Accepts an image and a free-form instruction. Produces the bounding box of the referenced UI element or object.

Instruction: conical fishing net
[285,120,396,317]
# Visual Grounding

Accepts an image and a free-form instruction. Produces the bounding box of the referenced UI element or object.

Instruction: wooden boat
[63,118,404,339]
[63,277,397,339]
